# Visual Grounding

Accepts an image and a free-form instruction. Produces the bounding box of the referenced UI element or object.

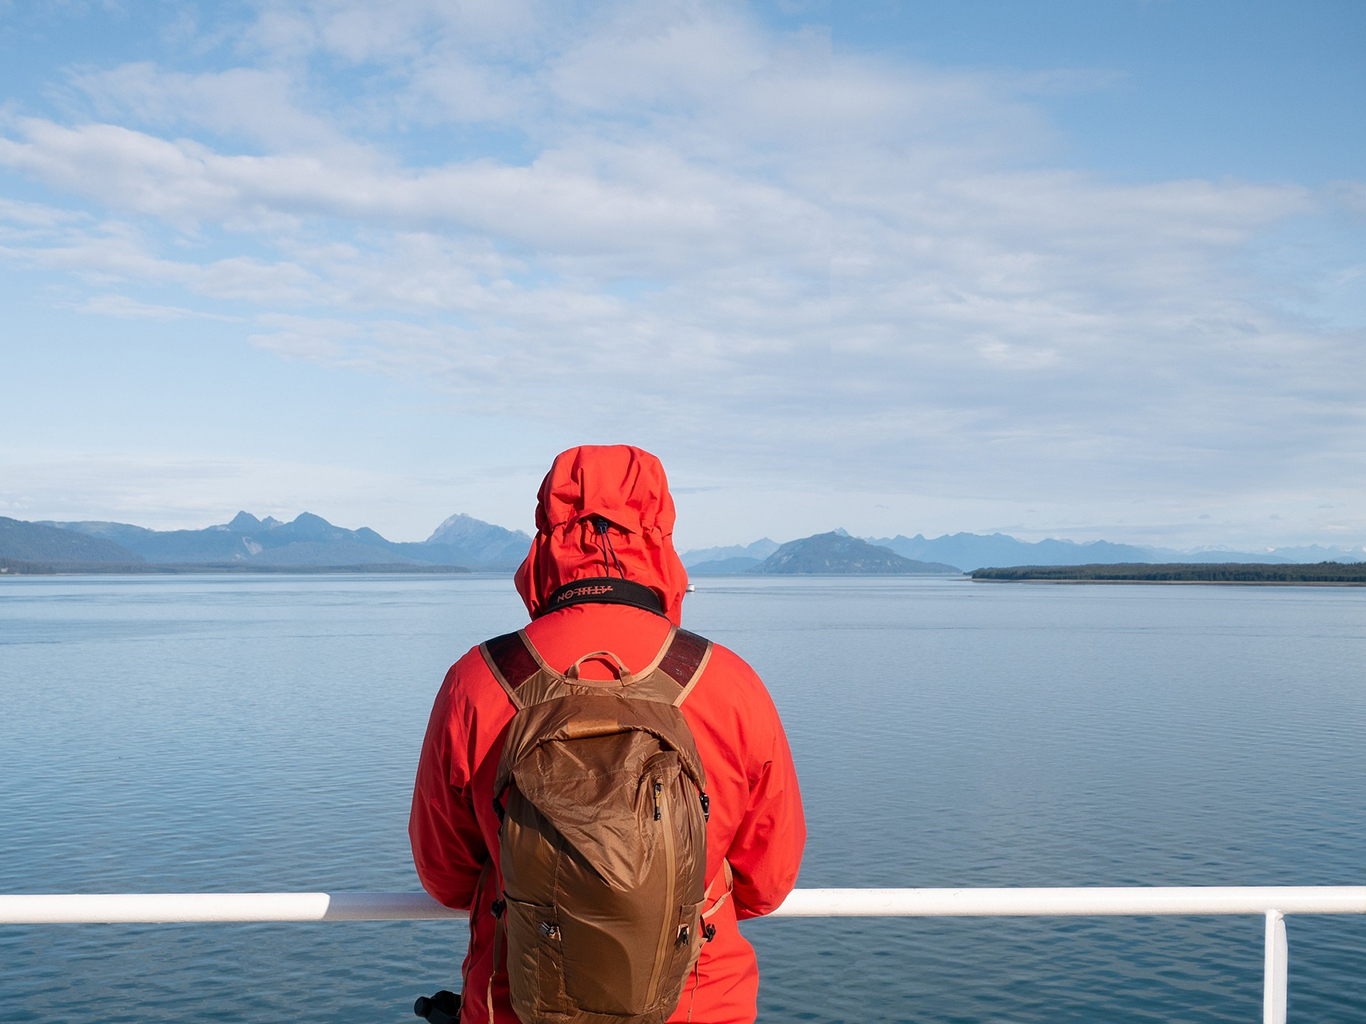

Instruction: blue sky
[1,0,1362,551]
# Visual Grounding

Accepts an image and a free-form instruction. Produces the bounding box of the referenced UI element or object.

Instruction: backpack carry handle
[564,650,633,684]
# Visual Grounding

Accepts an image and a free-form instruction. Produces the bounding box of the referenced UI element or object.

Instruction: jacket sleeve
[725,682,806,920]
[409,665,487,910]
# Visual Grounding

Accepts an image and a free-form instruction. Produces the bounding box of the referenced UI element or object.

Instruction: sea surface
[1,574,1364,1023]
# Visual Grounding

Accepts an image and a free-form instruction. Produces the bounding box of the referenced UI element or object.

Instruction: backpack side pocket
[503,896,572,1021]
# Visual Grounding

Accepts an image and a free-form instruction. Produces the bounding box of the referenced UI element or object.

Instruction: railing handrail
[3,886,1364,924]
[7,886,1357,1024]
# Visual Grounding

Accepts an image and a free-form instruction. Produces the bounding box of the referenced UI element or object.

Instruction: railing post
[1263,909,1286,1024]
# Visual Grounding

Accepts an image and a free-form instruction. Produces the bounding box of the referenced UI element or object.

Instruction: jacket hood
[514,445,689,624]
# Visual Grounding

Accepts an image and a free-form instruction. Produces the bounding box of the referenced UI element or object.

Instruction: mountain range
[678,538,780,566]
[2,511,1361,575]
[1,511,530,571]
[686,530,1365,573]
[865,532,1364,571]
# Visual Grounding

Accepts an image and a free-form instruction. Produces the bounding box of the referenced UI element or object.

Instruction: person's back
[410,445,805,1024]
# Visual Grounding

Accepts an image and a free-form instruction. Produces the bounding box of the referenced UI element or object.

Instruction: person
[410,444,805,1024]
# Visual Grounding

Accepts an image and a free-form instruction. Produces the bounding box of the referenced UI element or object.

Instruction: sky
[1,0,1363,551]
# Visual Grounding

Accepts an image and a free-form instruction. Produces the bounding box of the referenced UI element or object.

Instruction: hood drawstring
[592,517,627,579]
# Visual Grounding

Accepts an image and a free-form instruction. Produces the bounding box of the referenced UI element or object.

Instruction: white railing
[6,886,1366,1023]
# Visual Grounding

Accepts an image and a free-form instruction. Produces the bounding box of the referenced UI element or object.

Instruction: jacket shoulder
[680,638,787,747]
[441,640,522,714]
[692,638,768,694]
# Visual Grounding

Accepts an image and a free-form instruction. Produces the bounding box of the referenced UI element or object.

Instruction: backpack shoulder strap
[657,628,712,706]
[479,630,540,710]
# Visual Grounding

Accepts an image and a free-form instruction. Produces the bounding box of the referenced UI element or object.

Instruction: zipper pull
[653,780,662,820]
[700,793,710,822]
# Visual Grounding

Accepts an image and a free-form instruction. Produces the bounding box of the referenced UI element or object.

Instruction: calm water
[2,575,1364,1023]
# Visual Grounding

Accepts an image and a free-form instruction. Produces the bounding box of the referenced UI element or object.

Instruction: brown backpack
[481,625,714,1024]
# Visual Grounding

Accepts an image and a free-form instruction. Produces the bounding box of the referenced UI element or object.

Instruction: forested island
[970,563,1366,584]
[748,532,961,575]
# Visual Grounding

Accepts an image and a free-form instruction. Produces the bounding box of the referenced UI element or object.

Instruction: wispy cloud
[77,293,245,320]
[0,0,1362,545]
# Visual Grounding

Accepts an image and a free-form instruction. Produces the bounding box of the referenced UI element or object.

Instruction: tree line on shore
[970,563,1366,584]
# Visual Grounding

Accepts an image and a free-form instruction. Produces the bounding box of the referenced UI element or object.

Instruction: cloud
[77,293,244,320]
[3,220,328,304]
[0,117,821,266]
[0,197,87,227]
[1,0,1363,537]
[246,0,545,65]
[69,63,356,154]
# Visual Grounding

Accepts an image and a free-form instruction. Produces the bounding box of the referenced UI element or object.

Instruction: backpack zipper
[644,775,677,1008]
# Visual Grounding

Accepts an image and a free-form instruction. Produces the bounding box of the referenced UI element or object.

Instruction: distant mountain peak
[227,511,261,532]
[422,512,531,568]
[427,512,529,545]
[427,512,486,543]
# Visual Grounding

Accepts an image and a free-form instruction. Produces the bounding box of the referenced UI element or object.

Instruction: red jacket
[410,446,805,1024]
